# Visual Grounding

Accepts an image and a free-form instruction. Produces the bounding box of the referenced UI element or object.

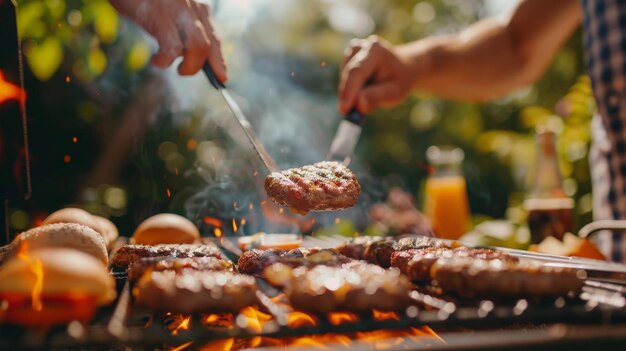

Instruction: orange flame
[16,242,43,311]
[203,216,224,228]
[168,314,191,336]
[0,70,26,105]
[372,310,400,321]
[232,218,238,233]
[199,338,234,351]
[170,341,193,351]
[241,218,246,227]
[238,306,272,333]
[328,312,358,326]
[202,313,233,329]
[287,311,318,328]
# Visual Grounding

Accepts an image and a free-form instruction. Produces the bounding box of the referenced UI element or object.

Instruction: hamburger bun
[8,223,108,265]
[93,215,119,250]
[0,248,116,326]
[131,213,200,245]
[42,207,116,249]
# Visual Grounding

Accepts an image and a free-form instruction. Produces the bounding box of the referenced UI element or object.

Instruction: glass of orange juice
[423,146,470,239]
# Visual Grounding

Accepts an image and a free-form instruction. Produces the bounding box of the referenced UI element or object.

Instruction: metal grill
[1,240,626,351]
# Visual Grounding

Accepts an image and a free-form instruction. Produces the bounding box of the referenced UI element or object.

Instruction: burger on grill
[0,248,116,326]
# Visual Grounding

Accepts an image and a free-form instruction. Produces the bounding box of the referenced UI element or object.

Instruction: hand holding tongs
[202,63,280,173]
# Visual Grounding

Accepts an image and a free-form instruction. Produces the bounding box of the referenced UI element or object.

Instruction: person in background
[108,0,227,81]
[338,0,626,262]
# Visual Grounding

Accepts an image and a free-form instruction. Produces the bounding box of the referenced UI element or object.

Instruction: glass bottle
[523,126,574,243]
[424,146,470,239]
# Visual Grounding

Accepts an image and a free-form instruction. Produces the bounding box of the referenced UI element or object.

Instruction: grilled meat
[336,236,387,260]
[127,256,235,283]
[264,161,361,215]
[264,262,413,313]
[432,257,585,298]
[391,246,519,283]
[363,236,438,267]
[133,269,257,313]
[112,244,222,268]
[238,247,352,277]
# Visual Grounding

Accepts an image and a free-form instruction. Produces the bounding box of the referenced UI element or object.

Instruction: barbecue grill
[1,235,625,351]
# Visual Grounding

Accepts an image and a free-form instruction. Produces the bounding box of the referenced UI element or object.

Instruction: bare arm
[339,0,582,113]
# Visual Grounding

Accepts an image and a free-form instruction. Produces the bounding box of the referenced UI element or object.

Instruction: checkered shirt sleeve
[581,0,626,262]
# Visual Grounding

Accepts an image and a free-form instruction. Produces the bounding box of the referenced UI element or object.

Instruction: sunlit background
[7,0,594,248]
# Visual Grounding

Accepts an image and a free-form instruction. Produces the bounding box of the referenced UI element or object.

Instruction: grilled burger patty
[112,244,223,268]
[127,256,235,283]
[432,257,585,298]
[134,269,257,313]
[264,262,413,313]
[238,247,352,277]
[264,161,361,215]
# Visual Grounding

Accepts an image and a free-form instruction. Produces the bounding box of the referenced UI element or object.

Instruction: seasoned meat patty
[112,244,222,268]
[264,262,413,313]
[127,256,235,283]
[264,161,361,215]
[336,236,386,260]
[238,247,352,277]
[432,257,585,298]
[133,269,257,313]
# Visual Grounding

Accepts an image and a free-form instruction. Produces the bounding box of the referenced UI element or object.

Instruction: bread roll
[93,215,119,250]
[131,213,200,245]
[0,248,115,305]
[43,208,117,249]
[7,223,108,265]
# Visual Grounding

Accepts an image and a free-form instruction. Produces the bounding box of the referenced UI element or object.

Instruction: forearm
[407,0,581,102]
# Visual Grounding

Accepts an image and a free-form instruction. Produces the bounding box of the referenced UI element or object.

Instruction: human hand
[109,0,227,80]
[338,36,417,114]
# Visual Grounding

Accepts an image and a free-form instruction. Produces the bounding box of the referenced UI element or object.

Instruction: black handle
[345,108,365,126]
[202,62,224,90]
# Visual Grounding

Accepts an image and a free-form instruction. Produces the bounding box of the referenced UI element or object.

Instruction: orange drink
[423,146,470,239]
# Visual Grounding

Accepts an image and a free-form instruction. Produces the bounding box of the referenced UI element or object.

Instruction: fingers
[342,38,363,68]
[338,43,380,113]
[151,19,184,68]
[356,81,405,114]
[189,1,228,81]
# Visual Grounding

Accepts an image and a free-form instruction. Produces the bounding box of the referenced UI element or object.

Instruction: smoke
[172,0,385,236]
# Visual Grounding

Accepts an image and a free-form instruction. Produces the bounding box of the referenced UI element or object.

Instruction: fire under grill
[1,239,626,351]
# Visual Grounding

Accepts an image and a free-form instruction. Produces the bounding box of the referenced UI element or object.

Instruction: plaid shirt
[581,0,626,262]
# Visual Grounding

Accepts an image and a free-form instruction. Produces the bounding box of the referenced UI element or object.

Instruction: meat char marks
[264,161,361,215]
[238,247,352,277]
[127,256,235,283]
[112,244,223,268]
[264,262,413,314]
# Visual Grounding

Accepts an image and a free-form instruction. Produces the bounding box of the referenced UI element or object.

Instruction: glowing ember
[203,216,224,227]
[166,188,171,198]
[328,312,358,326]
[16,242,43,311]
[65,76,71,83]
[232,218,238,233]
[202,313,233,329]
[198,338,234,351]
[241,218,246,227]
[72,136,78,143]
[214,228,223,238]
[63,155,71,163]
[0,70,25,105]
[168,314,191,336]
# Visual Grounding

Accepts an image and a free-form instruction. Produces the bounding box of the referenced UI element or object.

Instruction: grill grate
[1,241,626,350]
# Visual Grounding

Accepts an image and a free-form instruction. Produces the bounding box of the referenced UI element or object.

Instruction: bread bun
[0,248,116,305]
[42,207,118,249]
[10,223,108,265]
[131,213,200,245]
[93,215,119,250]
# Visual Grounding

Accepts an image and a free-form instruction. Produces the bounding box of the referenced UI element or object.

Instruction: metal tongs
[202,63,279,173]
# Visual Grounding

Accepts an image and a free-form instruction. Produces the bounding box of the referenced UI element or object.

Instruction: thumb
[356,81,404,114]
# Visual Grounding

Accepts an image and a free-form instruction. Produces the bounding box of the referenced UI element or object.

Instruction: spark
[203,217,223,227]
[65,76,71,83]
[63,155,71,163]
[72,136,78,143]
[214,228,222,238]
[170,341,193,351]
[166,188,171,198]
[241,218,246,227]
[232,218,238,233]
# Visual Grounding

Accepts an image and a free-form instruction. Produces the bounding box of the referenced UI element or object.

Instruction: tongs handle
[345,108,365,126]
[579,220,626,239]
[203,62,224,90]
